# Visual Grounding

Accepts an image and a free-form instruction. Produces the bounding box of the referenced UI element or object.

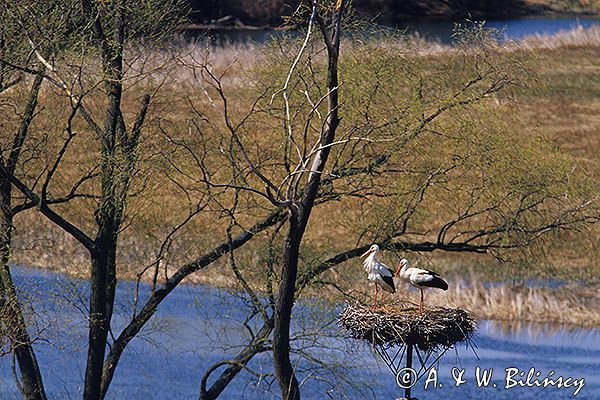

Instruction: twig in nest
[338,301,477,352]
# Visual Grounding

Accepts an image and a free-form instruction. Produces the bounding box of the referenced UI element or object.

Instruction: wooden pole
[405,343,413,400]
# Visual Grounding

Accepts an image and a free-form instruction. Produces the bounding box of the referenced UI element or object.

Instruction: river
[0,266,598,399]
[201,16,600,45]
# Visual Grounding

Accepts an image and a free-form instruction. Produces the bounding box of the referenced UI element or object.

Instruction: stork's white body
[398,264,440,289]
[361,245,395,306]
[396,258,448,312]
[363,252,395,293]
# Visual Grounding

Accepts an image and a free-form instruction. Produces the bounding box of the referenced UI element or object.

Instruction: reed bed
[417,278,600,328]
[193,25,600,70]
[520,25,600,50]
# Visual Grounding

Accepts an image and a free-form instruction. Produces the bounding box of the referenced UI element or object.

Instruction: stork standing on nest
[361,244,395,307]
[396,258,448,312]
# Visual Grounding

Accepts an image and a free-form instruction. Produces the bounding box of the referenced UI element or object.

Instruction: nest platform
[338,301,476,352]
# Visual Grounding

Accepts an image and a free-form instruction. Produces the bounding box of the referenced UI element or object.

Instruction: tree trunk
[84,4,123,396]
[271,3,344,398]
[84,237,117,400]
[0,179,47,400]
[273,213,302,400]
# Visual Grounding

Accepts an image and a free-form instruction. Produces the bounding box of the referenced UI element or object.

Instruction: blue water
[203,16,600,45]
[403,16,600,43]
[0,266,599,399]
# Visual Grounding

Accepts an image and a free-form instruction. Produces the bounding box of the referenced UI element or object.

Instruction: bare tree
[0,68,48,400]
[176,12,598,400]
[269,2,346,398]
[0,0,185,398]
[0,3,82,397]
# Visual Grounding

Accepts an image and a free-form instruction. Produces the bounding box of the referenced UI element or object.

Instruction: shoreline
[182,8,600,33]
[12,262,600,329]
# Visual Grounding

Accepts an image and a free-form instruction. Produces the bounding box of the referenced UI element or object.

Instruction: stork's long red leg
[371,283,377,308]
[371,285,374,307]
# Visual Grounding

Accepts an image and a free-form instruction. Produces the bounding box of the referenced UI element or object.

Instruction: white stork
[360,244,395,307]
[396,258,448,312]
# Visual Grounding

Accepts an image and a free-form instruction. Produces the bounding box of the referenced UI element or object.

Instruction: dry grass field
[4,26,600,326]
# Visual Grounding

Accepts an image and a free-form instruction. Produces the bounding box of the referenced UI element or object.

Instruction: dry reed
[414,278,600,328]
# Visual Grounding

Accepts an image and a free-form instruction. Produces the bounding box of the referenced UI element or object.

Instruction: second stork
[396,258,448,312]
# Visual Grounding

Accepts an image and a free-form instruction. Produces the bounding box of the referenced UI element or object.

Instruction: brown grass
[4,26,600,326]
[394,278,600,328]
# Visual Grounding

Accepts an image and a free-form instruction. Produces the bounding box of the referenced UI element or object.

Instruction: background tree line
[186,0,595,26]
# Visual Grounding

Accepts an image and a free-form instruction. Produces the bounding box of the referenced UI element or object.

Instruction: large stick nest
[338,301,476,352]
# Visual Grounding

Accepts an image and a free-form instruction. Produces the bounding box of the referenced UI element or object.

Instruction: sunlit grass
[4,26,600,326]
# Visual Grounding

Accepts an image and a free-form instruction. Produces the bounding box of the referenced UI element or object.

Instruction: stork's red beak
[360,248,373,258]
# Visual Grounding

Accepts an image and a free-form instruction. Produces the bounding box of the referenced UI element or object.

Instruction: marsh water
[0,266,598,399]
[203,16,600,45]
